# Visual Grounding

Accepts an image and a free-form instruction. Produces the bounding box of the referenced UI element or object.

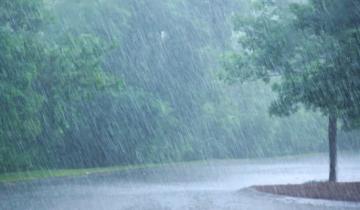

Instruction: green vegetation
[0,159,216,183]
[223,0,360,181]
[0,163,161,183]
[0,152,334,183]
[1,0,359,177]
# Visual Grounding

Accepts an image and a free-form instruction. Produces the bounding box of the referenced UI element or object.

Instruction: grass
[0,159,211,184]
[0,163,163,184]
[2,152,356,184]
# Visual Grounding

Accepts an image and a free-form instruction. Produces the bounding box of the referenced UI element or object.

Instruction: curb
[239,187,360,209]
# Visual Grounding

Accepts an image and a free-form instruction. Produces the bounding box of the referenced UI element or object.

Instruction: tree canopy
[223,0,360,181]
[224,0,360,125]
[1,0,359,174]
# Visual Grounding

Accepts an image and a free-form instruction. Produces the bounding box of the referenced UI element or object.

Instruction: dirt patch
[253,182,360,202]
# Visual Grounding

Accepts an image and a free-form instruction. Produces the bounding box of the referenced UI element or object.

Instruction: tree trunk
[328,113,337,182]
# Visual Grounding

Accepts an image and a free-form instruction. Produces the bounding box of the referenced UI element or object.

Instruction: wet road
[1,153,360,210]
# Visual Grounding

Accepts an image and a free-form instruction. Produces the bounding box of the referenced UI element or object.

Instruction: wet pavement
[1,153,359,210]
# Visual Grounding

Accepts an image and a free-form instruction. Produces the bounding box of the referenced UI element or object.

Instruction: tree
[289,0,360,182]
[0,0,123,172]
[223,0,360,182]
[34,33,122,167]
[0,0,46,171]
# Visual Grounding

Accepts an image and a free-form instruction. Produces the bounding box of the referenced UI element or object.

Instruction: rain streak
[0,0,360,209]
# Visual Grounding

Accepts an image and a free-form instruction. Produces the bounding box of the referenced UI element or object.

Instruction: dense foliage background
[1,0,359,173]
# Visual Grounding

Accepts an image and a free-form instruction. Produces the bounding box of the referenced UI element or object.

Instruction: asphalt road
[1,153,360,210]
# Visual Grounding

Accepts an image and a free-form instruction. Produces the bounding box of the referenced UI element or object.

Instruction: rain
[0,0,360,209]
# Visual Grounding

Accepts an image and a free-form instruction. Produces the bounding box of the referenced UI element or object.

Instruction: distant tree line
[1,0,359,173]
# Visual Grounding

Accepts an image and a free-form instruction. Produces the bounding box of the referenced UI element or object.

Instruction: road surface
[1,153,359,210]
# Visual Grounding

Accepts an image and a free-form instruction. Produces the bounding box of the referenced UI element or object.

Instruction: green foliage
[2,0,351,174]
[0,0,47,32]
[224,0,360,126]
[0,0,122,172]
[0,0,46,171]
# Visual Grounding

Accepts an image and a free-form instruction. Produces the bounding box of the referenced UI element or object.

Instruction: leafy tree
[0,0,122,172]
[289,0,360,181]
[1,0,339,173]
[0,0,46,171]
[34,33,122,167]
[224,0,360,182]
